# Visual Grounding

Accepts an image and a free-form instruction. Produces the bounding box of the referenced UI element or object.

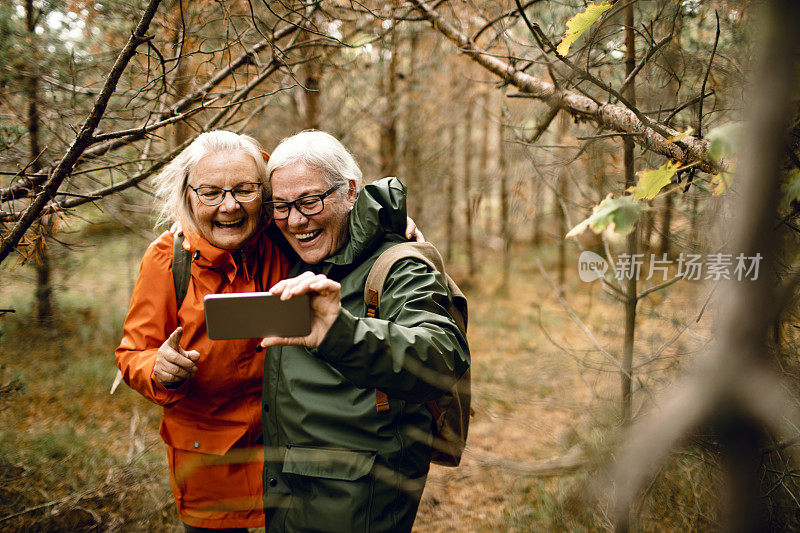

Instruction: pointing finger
[166,327,183,349]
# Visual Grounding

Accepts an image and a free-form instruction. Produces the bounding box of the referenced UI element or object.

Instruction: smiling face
[270,162,356,265]
[188,150,263,250]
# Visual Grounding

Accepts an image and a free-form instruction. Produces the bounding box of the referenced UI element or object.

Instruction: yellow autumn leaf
[631,162,680,201]
[556,2,613,57]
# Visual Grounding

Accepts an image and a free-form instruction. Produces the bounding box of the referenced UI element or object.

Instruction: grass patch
[0,225,176,531]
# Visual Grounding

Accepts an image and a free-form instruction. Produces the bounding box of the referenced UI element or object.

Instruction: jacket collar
[181,227,266,283]
[319,177,407,269]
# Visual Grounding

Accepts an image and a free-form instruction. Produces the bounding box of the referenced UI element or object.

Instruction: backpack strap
[365,242,450,413]
[172,232,193,312]
[364,242,445,319]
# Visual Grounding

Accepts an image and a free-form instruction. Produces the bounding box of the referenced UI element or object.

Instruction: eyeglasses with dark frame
[188,182,262,206]
[265,185,341,220]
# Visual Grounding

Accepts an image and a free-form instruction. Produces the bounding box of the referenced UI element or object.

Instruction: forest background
[2,0,800,530]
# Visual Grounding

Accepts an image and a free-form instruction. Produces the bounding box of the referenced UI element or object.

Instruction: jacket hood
[322,177,407,267]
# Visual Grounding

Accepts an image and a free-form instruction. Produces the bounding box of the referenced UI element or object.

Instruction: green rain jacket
[262,177,470,532]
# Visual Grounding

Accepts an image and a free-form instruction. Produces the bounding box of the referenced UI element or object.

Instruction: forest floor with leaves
[415,243,716,532]
[0,222,716,531]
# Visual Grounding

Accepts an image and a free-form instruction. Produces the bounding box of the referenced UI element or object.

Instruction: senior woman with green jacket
[258,130,470,532]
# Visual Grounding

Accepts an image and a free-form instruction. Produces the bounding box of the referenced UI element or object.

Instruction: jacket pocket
[283,445,376,480]
[160,415,248,455]
[281,446,376,532]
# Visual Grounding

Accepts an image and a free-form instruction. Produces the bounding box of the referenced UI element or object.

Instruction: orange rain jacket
[115,227,289,528]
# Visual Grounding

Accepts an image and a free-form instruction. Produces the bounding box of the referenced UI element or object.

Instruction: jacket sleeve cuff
[311,307,359,363]
[149,360,190,403]
[152,376,190,395]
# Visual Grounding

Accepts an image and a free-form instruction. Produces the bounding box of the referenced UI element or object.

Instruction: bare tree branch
[0,0,164,263]
[0,22,301,205]
[409,0,726,175]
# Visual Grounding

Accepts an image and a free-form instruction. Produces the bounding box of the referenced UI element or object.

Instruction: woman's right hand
[153,327,200,387]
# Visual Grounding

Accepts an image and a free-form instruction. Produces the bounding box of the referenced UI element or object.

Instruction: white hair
[152,130,268,233]
[265,130,363,196]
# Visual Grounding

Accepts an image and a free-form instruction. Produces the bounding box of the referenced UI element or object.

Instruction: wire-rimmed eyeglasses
[265,185,341,220]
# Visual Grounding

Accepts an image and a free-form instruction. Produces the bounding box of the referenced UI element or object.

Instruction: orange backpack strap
[375,390,390,413]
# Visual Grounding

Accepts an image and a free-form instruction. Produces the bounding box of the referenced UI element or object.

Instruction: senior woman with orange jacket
[115,130,415,531]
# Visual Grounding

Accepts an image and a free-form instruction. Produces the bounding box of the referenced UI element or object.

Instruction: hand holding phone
[260,272,342,349]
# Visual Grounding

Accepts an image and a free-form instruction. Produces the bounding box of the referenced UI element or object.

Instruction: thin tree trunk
[643,210,654,251]
[35,252,52,322]
[659,194,673,257]
[297,10,322,130]
[169,0,191,149]
[302,60,322,130]
[659,10,682,259]
[26,0,53,324]
[617,8,639,528]
[620,2,638,429]
[445,118,456,263]
[532,177,543,246]
[556,112,569,287]
[464,97,476,277]
[479,91,491,234]
[689,195,699,249]
[499,98,510,289]
[403,30,421,221]
[379,5,398,177]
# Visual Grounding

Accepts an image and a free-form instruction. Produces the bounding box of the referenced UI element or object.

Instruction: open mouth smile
[213,219,245,229]
[294,229,322,243]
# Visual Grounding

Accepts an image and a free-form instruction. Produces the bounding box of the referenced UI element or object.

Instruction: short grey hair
[265,130,363,197]
[152,130,268,233]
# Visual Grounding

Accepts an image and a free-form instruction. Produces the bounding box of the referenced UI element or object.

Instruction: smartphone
[204,292,311,340]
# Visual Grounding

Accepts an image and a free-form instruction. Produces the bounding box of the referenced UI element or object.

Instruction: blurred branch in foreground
[612,0,800,530]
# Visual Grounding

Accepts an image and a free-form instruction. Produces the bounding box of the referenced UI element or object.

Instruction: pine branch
[0,22,299,204]
[0,0,164,264]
